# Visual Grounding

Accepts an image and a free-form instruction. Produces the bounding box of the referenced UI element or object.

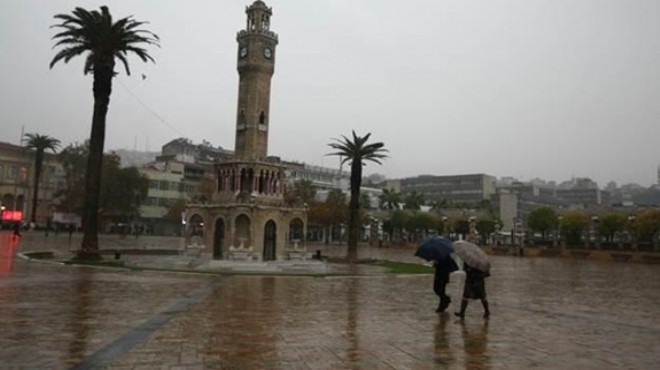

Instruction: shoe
[454,312,464,319]
[483,311,490,319]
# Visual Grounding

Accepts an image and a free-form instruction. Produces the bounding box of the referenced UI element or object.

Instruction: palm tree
[50,6,159,260]
[328,131,388,261]
[24,133,61,224]
[403,191,425,210]
[378,188,401,210]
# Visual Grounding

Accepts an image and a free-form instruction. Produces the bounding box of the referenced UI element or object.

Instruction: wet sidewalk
[1,231,660,369]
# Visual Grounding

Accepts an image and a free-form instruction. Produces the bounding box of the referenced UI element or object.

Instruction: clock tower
[185,1,307,262]
[235,0,278,160]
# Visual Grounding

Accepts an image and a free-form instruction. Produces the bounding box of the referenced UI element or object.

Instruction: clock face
[239,46,248,58]
[263,47,272,59]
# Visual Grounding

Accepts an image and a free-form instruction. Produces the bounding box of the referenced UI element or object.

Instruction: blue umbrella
[415,236,454,262]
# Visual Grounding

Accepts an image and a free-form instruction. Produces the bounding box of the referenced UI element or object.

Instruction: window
[158,197,170,207]
[149,180,159,189]
[0,165,3,180]
[159,180,169,190]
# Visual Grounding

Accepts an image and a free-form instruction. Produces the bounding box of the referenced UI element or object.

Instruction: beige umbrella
[452,240,490,273]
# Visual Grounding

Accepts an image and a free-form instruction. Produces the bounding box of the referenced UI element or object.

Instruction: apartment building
[0,141,63,226]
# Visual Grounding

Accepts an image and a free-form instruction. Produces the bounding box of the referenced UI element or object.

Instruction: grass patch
[24,251,55,259]
[62,260,126,268]
[371,260,433,274]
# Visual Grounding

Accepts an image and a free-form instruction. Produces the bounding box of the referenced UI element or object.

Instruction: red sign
[1,210,23,222]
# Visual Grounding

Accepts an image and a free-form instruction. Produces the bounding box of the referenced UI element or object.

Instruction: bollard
[114,250,121,260]
[315,250,322,259]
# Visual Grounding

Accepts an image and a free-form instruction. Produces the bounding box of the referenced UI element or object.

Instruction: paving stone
[1,232,660,369]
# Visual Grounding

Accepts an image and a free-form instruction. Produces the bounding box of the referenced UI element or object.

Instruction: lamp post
[591,215,600,249]
[516,219,524,256]
[557,215,564,250]
[627,214,637,251]
[493,219,502,246]
[468,216,477,243]
[511,217,516,248]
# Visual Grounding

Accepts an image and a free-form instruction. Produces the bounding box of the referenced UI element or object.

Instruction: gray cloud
[1,0,659,187]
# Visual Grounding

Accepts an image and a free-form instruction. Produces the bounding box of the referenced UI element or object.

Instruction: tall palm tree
[328,131,388,261]
[50,6,159,260]
[378,188,401,210]
[403,191,425,210]
[24,133,61,224]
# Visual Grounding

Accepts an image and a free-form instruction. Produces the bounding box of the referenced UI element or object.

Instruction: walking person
[12,222,21,240]
[455,263,490,319]
[433,255,458,312]
[68,223,75,239]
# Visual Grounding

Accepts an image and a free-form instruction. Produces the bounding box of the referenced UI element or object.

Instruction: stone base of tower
[185,201,308,262]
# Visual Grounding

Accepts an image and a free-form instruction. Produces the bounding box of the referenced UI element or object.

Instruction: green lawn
[371,260,434,274]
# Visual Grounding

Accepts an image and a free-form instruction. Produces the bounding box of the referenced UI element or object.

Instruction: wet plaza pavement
[1,231,660,369]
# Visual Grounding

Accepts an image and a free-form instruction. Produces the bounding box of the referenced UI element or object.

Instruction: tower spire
[234,0,278,161]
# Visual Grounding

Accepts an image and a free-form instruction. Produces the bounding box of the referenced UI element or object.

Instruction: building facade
[398,173,497,207]
[0,141,63,226]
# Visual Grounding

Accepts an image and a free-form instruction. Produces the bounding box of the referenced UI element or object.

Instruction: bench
[228,251,256,260]
[285,240,312,260]
[285,250,313,261]
[227,246,256,261]
[180,236,205,257]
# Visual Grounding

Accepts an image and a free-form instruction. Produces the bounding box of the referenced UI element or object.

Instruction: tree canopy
[56,142,148,221]
[527,206,558,240]
[560,211,590,245]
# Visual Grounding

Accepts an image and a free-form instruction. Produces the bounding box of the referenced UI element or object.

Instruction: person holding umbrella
[434,254,458,312]
[415,236,458,313]
[452,241,491,319]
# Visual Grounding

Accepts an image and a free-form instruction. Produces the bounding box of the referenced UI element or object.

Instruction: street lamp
[627,214,637,250]
[591,215,600,249]
[511,217,516,247]
[468,216,477,243]
[557,215,563,248]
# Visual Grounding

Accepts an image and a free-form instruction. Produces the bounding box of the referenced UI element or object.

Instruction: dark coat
[434,256,459,275]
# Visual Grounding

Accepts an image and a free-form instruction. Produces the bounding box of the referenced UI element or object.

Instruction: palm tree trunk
[30,151,44,223]
[78,65,112,260]
[347,161,362,262]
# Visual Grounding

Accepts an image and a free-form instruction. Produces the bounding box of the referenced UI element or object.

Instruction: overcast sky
[2,0,659,187]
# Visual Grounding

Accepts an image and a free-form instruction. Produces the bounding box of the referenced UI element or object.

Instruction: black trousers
[433,272,450,306]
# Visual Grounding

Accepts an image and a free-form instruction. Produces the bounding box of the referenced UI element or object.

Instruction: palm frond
[50,6,159,75]
[115,52,130,75]
[84,55,94,74]
[327,131,389,168]
[24,133,61,151]
[50,45,87,68]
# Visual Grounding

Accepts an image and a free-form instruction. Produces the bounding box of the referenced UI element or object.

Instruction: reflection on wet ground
[1,231,660,369]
